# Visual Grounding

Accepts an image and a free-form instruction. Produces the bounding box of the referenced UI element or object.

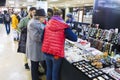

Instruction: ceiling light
[8,1,14,4]
[50,0,58,2]
[84,4,93,6]
[15,4,19,7]
[27,0,34,2]
[23,3,27,6]
[10,5,14,7]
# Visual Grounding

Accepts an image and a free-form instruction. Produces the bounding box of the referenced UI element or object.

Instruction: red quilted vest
[42,19,69,58]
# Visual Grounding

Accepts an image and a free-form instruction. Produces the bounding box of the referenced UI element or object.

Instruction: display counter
[60,59,90,80]
[60,59,115,80]
[61,39,120,80]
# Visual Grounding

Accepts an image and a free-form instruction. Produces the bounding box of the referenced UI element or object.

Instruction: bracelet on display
[99,30,104,40]
[96,29,101,39]
[111,33,119,44]
[88,37,95,47]
[97,40,103,51]
[103,42,110,53]
[101,41,106,52]
[90,28,94,37]
[104,30,110,41]
[100,30,106,41]
[94,29,99,39]
[93,28,98,38]
[88,27,92,37]
[108,44,113,56]
[95,39,101,49]
[117,33,120,45]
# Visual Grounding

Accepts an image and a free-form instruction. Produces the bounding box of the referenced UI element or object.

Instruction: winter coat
[17,16,30,53]
[42,16,77,57]
[11,14,18,29]
[26,19,45,61]
[17,27,27,53]
[0,13,4,23]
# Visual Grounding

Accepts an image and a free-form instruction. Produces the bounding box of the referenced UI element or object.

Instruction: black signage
[93,0,120,30]
[0,0,6,6]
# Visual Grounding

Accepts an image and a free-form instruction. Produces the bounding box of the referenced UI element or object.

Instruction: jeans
[5,23,10,34]
[45,53,63,80]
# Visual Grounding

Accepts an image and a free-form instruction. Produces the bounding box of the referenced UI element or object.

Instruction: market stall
[60,36,120,80]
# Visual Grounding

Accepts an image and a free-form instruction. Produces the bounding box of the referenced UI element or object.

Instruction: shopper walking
[26,9,46,80]
[11,12,19,40]
[20,8,28,19]
[17,7,36,70]
[0,11,4,24]
[3,10,11,35]
[42,8,77,80]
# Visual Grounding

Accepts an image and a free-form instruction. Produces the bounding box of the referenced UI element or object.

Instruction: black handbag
[17,26,27,53]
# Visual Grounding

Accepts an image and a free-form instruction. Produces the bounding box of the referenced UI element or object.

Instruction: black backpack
[4,14,10,22]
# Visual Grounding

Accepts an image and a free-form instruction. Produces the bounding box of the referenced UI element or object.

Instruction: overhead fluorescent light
[51,0,58,2]
[84,4,93,6]
[27,0,34,2]
[8,1,14,4]
[15,4,20,7]
[10,5,14,7]
[23,3,27,6]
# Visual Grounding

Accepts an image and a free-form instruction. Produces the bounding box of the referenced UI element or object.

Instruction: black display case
[60,59,115,80]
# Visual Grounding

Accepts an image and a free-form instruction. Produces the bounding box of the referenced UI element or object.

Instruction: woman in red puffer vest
[42,8,77,80]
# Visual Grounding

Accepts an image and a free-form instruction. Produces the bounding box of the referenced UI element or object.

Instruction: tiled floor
[0,24,31,80]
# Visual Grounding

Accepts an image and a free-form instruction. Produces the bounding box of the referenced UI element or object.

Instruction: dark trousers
[40,60,46,74]
[31,60,46,80]
[5,23,10,34]
[31,61,39,80]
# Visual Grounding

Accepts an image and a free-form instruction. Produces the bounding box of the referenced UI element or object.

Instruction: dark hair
[47,8,53,15]
[4,10,7,14]
[21,8,24,11]
[53,9,62,16]
[29,7,36,11]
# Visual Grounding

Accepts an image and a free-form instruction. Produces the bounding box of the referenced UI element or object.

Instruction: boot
[24,63,30,70]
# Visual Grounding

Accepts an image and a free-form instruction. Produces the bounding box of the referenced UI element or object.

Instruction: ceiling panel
[5,0,94,7]
[48,0,94,7]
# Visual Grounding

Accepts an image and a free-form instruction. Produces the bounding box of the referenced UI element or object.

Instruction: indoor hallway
[0,24,31,80]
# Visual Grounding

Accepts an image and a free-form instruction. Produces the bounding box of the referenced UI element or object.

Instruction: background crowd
[0,7,77,80]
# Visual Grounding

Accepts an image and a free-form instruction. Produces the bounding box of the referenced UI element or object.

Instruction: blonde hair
[53,7,62,16]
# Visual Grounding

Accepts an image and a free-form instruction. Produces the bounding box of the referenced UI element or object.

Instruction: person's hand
[54,56,60,60]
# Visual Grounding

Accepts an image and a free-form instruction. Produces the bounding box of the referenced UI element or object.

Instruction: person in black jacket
[3,10,11,35]
[47,8,53,21]
[0,11,4,24]
[17,7,36,69]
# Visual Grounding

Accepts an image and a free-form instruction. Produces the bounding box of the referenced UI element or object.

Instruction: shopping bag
[39,63,45,73]
[13,29,20,41]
